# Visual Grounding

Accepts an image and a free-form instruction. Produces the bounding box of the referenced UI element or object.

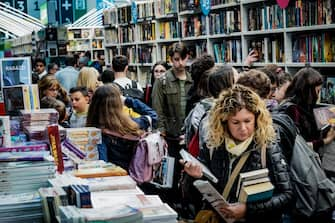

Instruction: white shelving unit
[67,26,105,61]
[102,0,335,86]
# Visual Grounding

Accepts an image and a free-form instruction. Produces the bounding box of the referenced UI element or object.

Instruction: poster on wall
[0,57,32,87]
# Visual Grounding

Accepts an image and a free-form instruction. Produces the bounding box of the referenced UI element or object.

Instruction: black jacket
[198,141,293,223]
[102,133,139,171]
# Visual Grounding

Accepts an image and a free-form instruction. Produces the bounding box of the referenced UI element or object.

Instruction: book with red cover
[48,124,64,174]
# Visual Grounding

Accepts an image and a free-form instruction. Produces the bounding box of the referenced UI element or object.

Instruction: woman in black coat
[181,85,293,223]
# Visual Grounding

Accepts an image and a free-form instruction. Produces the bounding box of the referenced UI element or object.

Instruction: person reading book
[283,67,335,152]
[180,85,293,223]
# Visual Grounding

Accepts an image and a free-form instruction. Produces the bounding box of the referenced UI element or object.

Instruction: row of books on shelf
[286,0,335,28]
[213,40,242,64]
[248,5,284,31]
[137,23,156,41]
[158,21,179,40]
[292,32,335,63]
[181,15,206,38]
[136,1,155,19]
[209,9,241,35]
[156,0,177,16]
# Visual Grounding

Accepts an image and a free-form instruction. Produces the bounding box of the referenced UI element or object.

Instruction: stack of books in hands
[236,168,274,203]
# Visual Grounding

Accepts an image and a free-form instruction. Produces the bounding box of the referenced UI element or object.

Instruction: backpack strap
[113,81,125,91]
[261,143,267,169]
[131,80,137,88]
[102,128,140,141]
[222,151,251,199]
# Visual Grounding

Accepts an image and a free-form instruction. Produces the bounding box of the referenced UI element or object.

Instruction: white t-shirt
[113,77,143,92]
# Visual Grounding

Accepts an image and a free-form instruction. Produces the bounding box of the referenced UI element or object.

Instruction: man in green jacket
[152,42,193,212]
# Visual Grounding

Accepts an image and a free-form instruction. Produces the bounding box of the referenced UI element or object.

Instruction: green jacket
[152,69,193,137]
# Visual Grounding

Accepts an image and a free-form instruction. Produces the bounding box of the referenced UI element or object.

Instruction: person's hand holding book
[179,159,203,178]
[323,126,335,145]
[220,203,246,221]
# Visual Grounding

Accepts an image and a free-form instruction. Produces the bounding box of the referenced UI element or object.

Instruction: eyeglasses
[48,88,58,92]
[154,70,166,73]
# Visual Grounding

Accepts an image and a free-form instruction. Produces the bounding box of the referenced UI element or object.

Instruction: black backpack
[115,80,144,101]
[272,103,335,217]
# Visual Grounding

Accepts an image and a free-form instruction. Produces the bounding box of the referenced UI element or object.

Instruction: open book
[179,149,218,183]
[193,180,235,223]
[313,106,335,130]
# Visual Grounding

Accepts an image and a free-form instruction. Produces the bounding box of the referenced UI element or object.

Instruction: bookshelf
[102,0,335,87]
[67,27,105,61]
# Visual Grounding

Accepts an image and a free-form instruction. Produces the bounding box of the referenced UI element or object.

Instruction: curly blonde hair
[206,84,275,149]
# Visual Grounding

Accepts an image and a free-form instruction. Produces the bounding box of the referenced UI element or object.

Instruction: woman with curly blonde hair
[181,84,293,223]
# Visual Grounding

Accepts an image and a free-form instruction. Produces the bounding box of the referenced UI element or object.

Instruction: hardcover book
[236,168,269,198]
[238,181,274,203]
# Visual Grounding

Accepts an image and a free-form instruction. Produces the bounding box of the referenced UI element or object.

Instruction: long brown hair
[86,84,142,136]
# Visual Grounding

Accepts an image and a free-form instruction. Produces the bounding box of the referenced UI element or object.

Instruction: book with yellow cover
[73,166,127,178]
[238,181,274,203]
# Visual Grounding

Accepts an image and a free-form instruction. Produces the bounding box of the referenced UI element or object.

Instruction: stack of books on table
[90,192,177,223]
[38,187,68,223]
[59,205,143,223]
[20,109,60,141]
[0,191,43,223]
[66,127,102,161]
[0,141,50,162]
[0,159,55,194]
[48,171,178,222]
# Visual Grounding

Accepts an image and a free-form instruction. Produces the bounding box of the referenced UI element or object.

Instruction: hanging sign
[0,0,13,7]
[131,1,137,24]
[277,0,289,9]
[200,0,210,16]
[15,0,28,13]
[60,0,73,24]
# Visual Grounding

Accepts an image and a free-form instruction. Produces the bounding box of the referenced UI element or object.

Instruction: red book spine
[48,125,64,174]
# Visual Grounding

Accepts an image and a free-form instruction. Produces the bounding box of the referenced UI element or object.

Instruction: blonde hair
[77,67,99,92]
[207,84,275,149]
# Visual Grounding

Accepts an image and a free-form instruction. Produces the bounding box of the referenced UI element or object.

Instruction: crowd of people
[29,42,335,223]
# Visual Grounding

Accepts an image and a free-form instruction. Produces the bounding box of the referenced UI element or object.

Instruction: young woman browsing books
[180,85,293,223]
[86,83,157,170]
